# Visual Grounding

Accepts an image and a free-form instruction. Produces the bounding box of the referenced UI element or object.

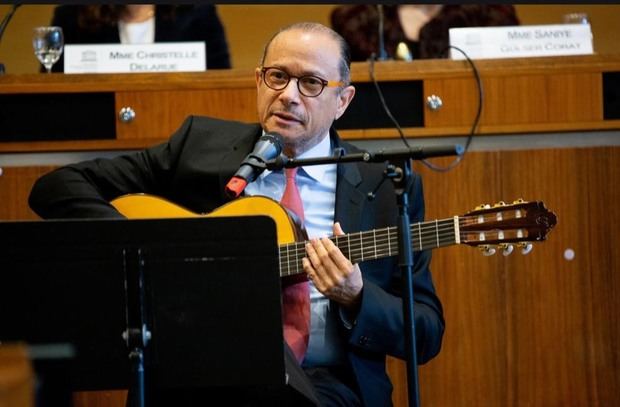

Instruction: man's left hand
[302,222,363,309]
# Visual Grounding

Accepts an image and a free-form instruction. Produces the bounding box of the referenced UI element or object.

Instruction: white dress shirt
[245,132,347,366]
[118,17,155,44]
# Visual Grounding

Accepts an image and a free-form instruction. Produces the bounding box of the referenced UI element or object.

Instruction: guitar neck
[279,217,460,278]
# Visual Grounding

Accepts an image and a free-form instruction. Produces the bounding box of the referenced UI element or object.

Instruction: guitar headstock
[460,199,557,256]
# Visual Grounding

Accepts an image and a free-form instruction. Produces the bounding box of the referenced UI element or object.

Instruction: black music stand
[0,216,286,406]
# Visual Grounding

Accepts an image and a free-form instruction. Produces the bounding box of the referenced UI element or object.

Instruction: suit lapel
[220,126,367,230]
[335,163,366,234]
[217,125,263,201]
[333,134,366,234]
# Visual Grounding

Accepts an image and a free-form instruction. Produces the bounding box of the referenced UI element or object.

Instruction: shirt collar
[296,131,333,182]
[256,130,333,182]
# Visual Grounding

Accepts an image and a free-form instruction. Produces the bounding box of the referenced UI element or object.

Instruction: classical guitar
[111,194,557,279]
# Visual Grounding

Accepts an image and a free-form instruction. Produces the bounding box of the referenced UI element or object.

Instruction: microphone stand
[123,248,151,407]
[376,5,389,61]
[392,157,420,407]
[267,143,463,407]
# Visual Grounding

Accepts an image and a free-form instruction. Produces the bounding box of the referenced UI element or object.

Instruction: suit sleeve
[28,116,195,219]
[345,172,445,364]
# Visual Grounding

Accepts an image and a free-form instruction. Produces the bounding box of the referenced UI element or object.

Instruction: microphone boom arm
[266,144,464,170]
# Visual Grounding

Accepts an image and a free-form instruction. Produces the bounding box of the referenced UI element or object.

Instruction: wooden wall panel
[115,89,257,140]
[0,344,34,407]
[583,149,620,405]
[411,153,511,407]
[0,166,55,221]
[72,391,127,407]
[499,148,593,405]
[385,147,620,407]
[498,147,619,405]
[424,73,602,130]
[546,73,603,122]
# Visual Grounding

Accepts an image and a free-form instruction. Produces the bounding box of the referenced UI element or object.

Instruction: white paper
[63,42,206,73]
[449,24,593,60]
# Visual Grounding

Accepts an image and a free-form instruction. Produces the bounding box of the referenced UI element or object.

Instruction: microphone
[0,4,21,74]
[225,132,284,199]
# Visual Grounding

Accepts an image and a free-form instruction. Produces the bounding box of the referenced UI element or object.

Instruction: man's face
[255,29,355,157]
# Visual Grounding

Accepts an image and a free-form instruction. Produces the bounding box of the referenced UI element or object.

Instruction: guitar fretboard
[279,217,460,277]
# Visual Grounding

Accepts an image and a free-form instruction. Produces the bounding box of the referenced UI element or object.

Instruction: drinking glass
[562,13,590,25]
[32,26,64,73]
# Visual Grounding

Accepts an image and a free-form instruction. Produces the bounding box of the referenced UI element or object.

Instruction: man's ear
[255,67,262,90]
[335,85,356,121]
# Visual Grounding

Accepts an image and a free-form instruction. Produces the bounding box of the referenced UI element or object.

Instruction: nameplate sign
[449,24,593,60]
[64,42,206,73]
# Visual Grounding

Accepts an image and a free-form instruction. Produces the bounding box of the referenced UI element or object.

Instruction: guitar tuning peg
[475,203,487,210]
[500,243,514,256]
[518,242,533,255]
[493,201,506,207]
[479,245,496,256]
[512,198,526,205]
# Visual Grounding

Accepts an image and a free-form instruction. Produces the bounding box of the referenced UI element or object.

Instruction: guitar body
[111,194,305,246]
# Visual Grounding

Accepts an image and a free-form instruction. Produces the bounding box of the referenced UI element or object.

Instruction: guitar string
[279,216,515,263]
[279,220,459,275]
[279,236,456,276]
[278,214,528,275]
[280,219,460,259]
[280,211,527,264]
[280,221,458,260]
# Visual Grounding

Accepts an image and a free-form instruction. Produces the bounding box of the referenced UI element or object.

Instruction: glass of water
[32,26,64,73]
[562,13,590,25]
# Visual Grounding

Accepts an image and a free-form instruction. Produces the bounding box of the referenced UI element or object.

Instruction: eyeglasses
[260,67,344,98]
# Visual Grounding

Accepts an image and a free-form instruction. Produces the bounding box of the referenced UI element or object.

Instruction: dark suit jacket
[29,116,444,406]
[49,5,231,72]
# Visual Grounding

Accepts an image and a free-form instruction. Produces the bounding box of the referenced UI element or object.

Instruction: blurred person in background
[47,4,230,72]
[331,4,520,61]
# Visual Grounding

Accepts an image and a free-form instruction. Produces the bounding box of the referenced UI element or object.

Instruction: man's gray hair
[259,22,352,85]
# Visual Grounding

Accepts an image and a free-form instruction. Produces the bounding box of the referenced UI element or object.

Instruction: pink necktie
[280,167,310,363]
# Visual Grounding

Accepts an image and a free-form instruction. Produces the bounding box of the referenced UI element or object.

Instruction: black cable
[421,45,483,171]
[0,4,21,74]
[0,4,21,43]
[367,45,484,172]
[368,54,411,149]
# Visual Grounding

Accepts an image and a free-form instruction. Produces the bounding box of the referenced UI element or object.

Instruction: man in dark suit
[29,22,444,406]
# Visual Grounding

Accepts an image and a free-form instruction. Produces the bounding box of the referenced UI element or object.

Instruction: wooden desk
[1,54,619,153]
